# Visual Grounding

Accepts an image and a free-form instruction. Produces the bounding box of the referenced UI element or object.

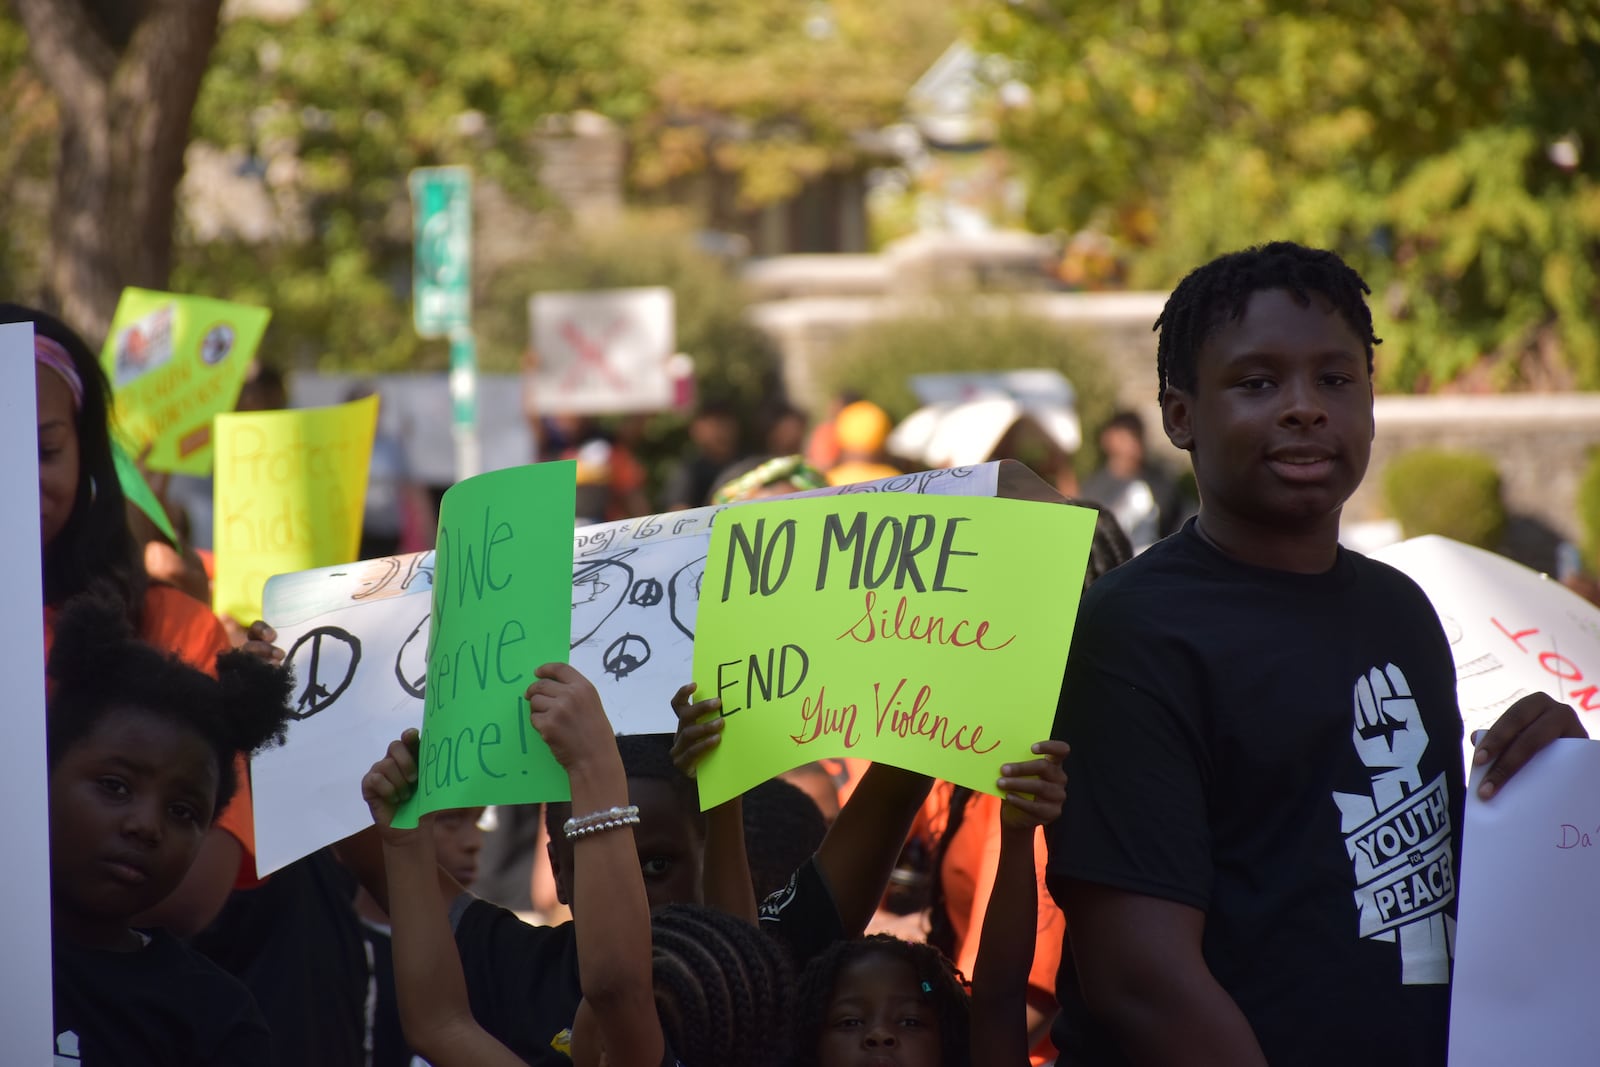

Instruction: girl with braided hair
[792,934,970,1067]
[47,592,294,1063]
[779,733,1066,1067]
[670,693,1067,1067]
[362,662,794,1067]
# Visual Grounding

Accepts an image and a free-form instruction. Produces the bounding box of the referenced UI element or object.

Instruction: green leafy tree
[178,0,953,372]
[1,0,957,365]
[178,0,652,372]
[11,0,224,340]
[625,0,956,206]
[977,0,1600,391]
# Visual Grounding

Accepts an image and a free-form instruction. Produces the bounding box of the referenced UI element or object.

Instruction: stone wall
[1358,395,1600,566]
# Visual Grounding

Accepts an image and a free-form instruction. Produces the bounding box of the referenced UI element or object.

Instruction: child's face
[550,776,705,912]
[431,806,485,889]
[49,707,218,948]
[1163,287,1373,549]
[818,951,942,1067]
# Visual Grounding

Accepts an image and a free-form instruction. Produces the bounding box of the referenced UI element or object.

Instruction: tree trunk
[12,0,222,343]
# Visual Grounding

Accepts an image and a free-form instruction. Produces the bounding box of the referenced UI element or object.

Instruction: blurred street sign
[409,166,472,338]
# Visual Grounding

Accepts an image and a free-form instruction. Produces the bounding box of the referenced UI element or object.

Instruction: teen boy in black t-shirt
[1046,242,1584,1067]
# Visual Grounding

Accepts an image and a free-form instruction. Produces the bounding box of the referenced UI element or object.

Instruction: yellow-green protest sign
[392,461,578,829]
[100,288,271,475]
[693,494,1096,807]
[213,396,379,624]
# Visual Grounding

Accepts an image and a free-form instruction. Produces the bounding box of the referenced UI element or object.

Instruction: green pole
[449,326,480,480]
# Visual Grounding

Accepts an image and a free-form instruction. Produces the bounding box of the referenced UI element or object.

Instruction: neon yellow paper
[693,495,1096,808]
[393,461,577,828]
[100,289,271,475]
[212,397,379,624]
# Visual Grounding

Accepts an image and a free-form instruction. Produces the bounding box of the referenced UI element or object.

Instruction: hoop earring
[88,475,97,503]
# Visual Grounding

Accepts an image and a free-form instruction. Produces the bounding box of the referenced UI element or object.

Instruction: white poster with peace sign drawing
[528,287,675,413]
[252,553,435,874]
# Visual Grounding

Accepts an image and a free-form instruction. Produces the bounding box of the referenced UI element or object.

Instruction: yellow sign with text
[100,289,271,475]
[692,494,1095,807]
[212,397,379,624]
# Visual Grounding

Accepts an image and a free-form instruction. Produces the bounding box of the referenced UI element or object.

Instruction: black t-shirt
[1046,522,1464,1066]
[53,929,271,1066]
[359,918,421,1067]
[191,848,368,1067]
[452,897,582,1064]
[758,855,847,968]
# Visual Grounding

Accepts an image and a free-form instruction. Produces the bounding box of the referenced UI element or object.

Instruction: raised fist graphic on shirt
[1351,663,1428,792]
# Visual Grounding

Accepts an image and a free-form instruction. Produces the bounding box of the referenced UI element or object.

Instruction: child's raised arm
[669,681,758,922]
[527,663,663,1067]
[816,763,934,935]
[361,731,522,1067]
[970,739,1069,1067]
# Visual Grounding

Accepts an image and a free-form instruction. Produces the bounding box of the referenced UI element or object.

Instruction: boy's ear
[1162,389,1195,452]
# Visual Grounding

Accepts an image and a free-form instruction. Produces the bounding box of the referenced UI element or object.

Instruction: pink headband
[34,335,84,412]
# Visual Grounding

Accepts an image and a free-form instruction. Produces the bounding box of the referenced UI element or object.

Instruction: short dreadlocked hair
[791,934,971,1067]
[650,904,794,1066]
[1154,241,1381,405]
[46,591,294,819]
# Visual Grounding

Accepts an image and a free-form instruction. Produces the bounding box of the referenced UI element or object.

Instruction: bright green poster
[110,439,179,545]
[100,288,271,475]
[693,494,1097,808]
[393,460,578,828]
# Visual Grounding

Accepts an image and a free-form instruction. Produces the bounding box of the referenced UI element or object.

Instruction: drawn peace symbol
[602,633,651,680]
[285,626,362,720]
[395,615,429,700]
[629,578,664,607]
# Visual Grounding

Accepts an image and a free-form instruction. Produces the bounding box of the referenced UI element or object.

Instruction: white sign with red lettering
[528,287,674,414]
[1372,536,1600,770]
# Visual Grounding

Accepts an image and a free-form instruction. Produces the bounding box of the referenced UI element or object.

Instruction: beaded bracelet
[563,804,641,840]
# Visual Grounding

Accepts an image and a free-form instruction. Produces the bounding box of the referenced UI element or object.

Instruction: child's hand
[667,681,724,779]
[1474,692,1586,799]
[526,663,619,779]
[364,728,421,831]
[997,740,1069,830]
[239,620,287,666]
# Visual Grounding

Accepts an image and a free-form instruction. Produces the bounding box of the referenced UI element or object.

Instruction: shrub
[1578,448,1600,568]
[1382,448,1507,549]
[809,298,1119,477]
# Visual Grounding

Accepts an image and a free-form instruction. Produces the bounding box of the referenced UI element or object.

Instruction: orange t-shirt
[924,783,1063,1065]
[44,583,260,887]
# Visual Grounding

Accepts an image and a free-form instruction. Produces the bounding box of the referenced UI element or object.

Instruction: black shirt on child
[1046,521,1464,1067]
[451,896,582,1064]
[53,929,271,1066]
[191,848,369,1067]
